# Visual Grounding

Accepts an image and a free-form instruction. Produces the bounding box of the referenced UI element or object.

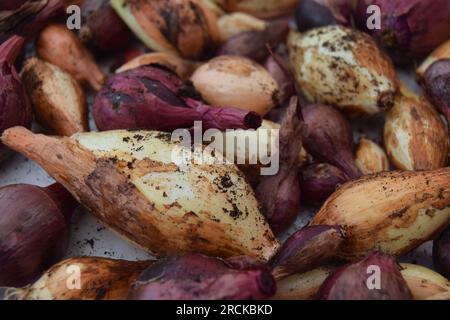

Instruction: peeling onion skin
[295,0,353,32]
[301,163,348,204]
[318,252,412,300]
[128,253,276,300]
[1,257,151,300]
[433,225,450,279]
[288,26,397,117]
[270,225,344,280]
[303,104,361,180]
[384,86,449,171]
[0,183,76,287]
[355,0,450,63]
[355,137,390,175]
[310,168,450,260]
[423,59,450,125]
[0,35,32,163]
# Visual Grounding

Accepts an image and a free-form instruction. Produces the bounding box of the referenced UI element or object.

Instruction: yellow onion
[355,137,390,175]
[288,26,397,117]
[217,12,266,41]
[111,0,221,60]
[400,263,450,300]
[191,55,279,115]
[214,0,298,19]
[384,86,449,171]
[417,40,450,79]
[310,168,450,260]
[115,52,200,80]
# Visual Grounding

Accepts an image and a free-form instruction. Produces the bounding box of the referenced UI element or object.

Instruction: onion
[301,163,348,204]
[0,183,77,287]
[355,0,450,63]
[433,224,450,279]
[355,137,390,175]
[264,54,294,106]
[93,65,261,132]
[128,253,276,300]
[318,252,412,300]
[423,59,450,126]
[295,0,353,32]
[303,104,361,179]
[0,35,32,163]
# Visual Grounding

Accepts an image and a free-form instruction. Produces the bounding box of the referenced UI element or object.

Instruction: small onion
[301,163,348,204]
[217,12,266,41]
[191,55,279,116]
[303,104,361,179]
[433,224,450,279]
[0,183,77,287]
[295,0,353,32]
[355,137,390,175]
[417,40,450,79]
[423,59,450,125]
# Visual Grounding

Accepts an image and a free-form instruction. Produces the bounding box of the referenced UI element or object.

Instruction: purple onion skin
[301,163,349,204]
[318,252,412,300]
[0,0,26,10]
[0,35,32,163]
[355,0,450,63]
[93,65,261,132]
[80,0,133,53]
[295,0,353,32]
[423,59,450,125]
[264,55,294,106]
[271,225,344,279]
[128,253,276,300]
[0,183,77,287]
[218,19,289,63]
[433,225,450,279]
[303,104,361,180]
[256,97,304,235]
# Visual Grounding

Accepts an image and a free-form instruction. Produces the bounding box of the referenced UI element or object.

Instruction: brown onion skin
[355,0,450,63]
[303,104,361,180]
[270,225,344,279]
[217,19,289,63]
[0,183,77,287]
[80,0,133,53]
[128,253,276,300]
[94,65,261,132]
[295,0,353,32]
[433,225,450,279]
[423,59,450,124]
[318,252,412,300]
[0,35,32,162]
[301,163,348,204]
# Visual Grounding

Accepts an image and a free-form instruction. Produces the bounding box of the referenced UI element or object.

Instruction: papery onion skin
[93,65,261,132]
[79,0,134,53]
[318,252,412,300]
[433,224,450,279]
[295,0,353,32]
[0,183,76,287]
[264,55,294,106]
[0,35,32,163]
[355,137,390,175]
[301,163,348,204]
[128,253,276,300]
[355,0,450,63]
[303,104,361,180]
[423,59,450,125]
[270,225,344,279]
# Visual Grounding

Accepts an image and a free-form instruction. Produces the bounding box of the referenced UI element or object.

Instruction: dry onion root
[1,127,279,262]
[310,168,450,260]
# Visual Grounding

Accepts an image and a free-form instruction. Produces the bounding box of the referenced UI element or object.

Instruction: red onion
[318,252,412,300]
[355,0,450,62]
[433,224,450,279]
[423,59,450,125]
[303,104,361,179]
[264,54,294,106]
[127,253,276,300]
[0,35,32,162]
[80,0,134,53]
[270,225,344,279]
[256,97,304,235]
[0,183,77,287]
[301,163,348,204]
[295,0,353,32]
[93,65,262,132]
[217,18,289,62]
